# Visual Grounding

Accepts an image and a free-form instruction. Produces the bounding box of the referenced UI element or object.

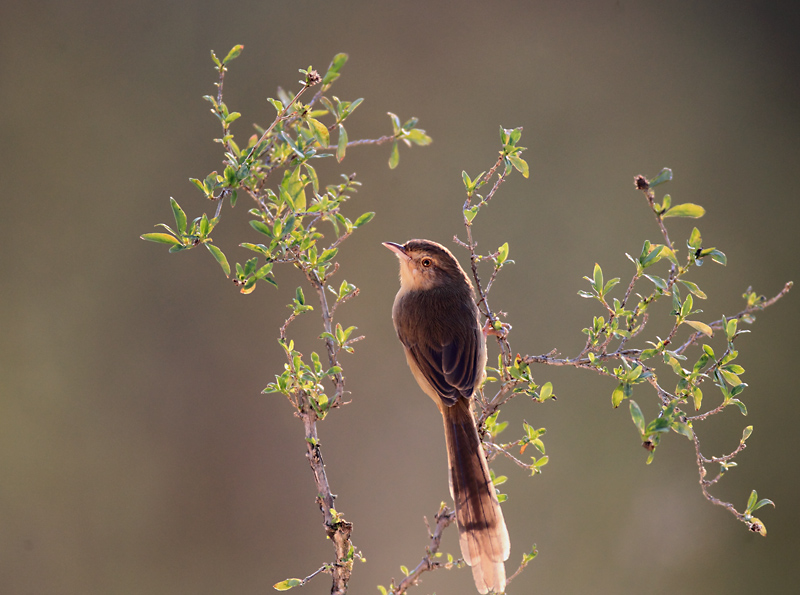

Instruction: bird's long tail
[442,399,510,594]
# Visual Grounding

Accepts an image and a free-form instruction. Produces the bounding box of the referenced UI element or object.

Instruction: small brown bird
[384,239,510,594]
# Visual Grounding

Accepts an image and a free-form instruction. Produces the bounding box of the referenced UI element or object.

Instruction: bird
[384,239,510,594]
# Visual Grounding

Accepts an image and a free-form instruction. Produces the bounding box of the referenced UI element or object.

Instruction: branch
[674,281,793,355]
[390,505,459,594]
[301,412,354,595]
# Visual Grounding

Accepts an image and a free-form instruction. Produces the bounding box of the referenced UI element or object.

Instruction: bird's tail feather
[442,400,510,594]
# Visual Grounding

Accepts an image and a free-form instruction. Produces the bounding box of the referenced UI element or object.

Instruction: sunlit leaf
[273,578,303,591]
[141,233,180,245]
[222,44,244,64]
[664,203,706,218]
[684,320,713,337]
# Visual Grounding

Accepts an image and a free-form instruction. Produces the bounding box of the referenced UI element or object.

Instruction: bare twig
[390,505,459,594]
[674,281,793,356]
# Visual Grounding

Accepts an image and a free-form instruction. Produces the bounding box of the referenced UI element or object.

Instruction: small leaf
[649,168,673,188]
[629,400,645,435]
[593,263,603,292]
[189,178,207,195]
[688,227,702,249]
[643,274,669,292]
[388,141,400,169]
[251,220,273,237]
[141,233,181,245]
[612,384,625,408]
[729,398,748,415]
[752,498,775,513]
[741,425,753,443]
[354,212,375,228]
[222,44,244,64]
[679,279,707,299]
[205,243,230,277]
[337,124,348,162]
[322,52,348,85]
[709,249,727,265]
[507,154,529,178]
[170,197,187,235]
[497,242,509,265]
[307,117,330,147]
[273,578,303,591]
[663,203,706,218]
[746,490,758,512]
[684,320,714,337]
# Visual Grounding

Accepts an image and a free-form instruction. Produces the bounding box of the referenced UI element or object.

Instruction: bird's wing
[400,325,479,406]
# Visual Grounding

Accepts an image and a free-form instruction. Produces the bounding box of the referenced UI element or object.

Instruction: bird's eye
[420,257,433,268]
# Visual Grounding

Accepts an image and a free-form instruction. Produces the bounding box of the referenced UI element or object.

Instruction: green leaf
[388,112,401,135]
[205,243,230,276]
[746,489,758,512]
[672,420,694,439]
[679,279,707,299]
[304,163,319,195]
[337,124,348,162]
[649,168,673,188]
[405,128,432,146]
[752,497,775,513]
[250,220,273,237]
[354,212,375,228]
[189,178,207,195]
[507,154,529,178]
[522,545,538,564]
[141,233,181,245]
[319,247,338,262]
[388,141,400,169]
[725,318,738,341]
[307,117,330,147]
[643,274,669,292]
[680,293,694,319]
[691,386,703,410]
[684,320,713,337]
[322,52,348,85]
[612,384,625,408]
[222,44,244,64]
[593,263,603,293]
[729,398,748,415]
[663,203,706,218]
[285,166,307,211]
[497,242,509,265]
[709,249,727,265]
[170,198,187,235]
[603,277,620,294]
[688,227,702,249]
[273,578,303,591]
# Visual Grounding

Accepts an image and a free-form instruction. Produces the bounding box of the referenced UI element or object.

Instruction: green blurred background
[2,1,798,593]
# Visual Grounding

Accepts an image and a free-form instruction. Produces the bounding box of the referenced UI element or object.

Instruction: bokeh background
[2,1,799,593]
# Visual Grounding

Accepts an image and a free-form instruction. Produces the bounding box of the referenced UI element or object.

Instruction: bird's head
[383,239,472,294]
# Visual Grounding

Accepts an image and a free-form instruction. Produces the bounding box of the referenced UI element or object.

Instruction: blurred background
[2,1,798,593]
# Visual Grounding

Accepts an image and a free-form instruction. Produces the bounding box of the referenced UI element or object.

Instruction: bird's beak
[382,241,410,261]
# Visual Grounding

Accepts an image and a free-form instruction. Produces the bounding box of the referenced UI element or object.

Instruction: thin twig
[391,505,459,594]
